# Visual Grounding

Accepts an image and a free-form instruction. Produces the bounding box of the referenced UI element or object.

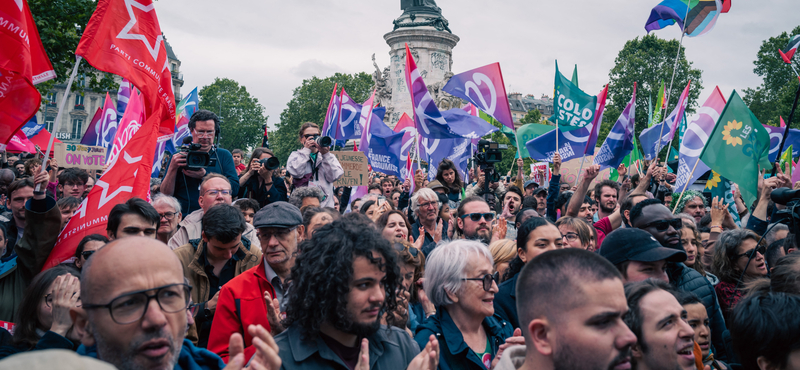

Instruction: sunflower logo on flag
[705,171,721,190]
[722,120,743,147]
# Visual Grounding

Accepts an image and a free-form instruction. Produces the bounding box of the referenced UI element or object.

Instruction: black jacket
[492,274,519,329]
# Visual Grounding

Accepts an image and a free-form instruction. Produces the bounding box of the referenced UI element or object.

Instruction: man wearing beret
[207,201,303,363]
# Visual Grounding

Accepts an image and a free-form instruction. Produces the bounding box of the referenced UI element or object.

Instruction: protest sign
[332,151,369,187]
[530,163,551,185]
[559,155,612,187]
[54,143,107,170]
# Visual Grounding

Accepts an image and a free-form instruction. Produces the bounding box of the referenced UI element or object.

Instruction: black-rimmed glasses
[82,283,192,325]
[641,218,682,232]
[158,212,177,220]
[81,250,96,260]
[462,272,499,292]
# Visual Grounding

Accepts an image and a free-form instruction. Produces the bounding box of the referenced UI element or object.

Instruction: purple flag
[116,78,132,118]
[639,81,692,160]
[443,62,515,131]
[525,127,592,163]
[403,43,463,139]
[674,87,726,192]
[359,90,376,157]
[336,88,360,142]
[321,83,338,139]
[584,85,608,155]
[593,84,636,171]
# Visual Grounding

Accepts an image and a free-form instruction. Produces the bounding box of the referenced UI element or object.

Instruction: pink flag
[358,89,377,157]
[7,131,36,153]
[781,116,786,128]
[107,89,144,163]
[443,63,515,131]
[584,85,609,155]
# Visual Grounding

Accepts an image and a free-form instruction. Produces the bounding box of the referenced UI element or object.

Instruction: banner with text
[332,151,369,187]
[54,143,107,171]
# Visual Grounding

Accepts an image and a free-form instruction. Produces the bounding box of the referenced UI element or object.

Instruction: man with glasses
[71,236,281,370]
[167,174,260,251]
[161,110,240,215]
[455,196,494,245]
[208,201,301,362]
[410,188,448,256]
[175,204,261,348]
[631,198,731,362]
[106,197,160,240]
[151,194,183,245]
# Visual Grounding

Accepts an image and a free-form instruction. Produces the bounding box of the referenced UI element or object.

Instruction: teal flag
[705,171,742,228]
[501,122,555,158]
[647,94,653,127]
[571,64,579,88]
[550,61,597,132]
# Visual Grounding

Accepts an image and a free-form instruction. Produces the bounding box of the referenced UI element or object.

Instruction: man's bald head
[0,168,15,195]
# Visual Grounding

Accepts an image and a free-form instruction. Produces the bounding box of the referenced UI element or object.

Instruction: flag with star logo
[699,90,771,206]
[704,170,742,227]
[75,0,176,141]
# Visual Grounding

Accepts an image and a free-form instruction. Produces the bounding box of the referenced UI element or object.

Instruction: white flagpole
[36,56,83,192]
[655,6,690,162]
[574,156,586,187]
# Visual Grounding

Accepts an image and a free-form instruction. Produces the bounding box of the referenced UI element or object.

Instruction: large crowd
[0,109,797,370]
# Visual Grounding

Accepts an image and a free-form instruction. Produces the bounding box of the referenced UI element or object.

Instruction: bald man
[70,237,280,370]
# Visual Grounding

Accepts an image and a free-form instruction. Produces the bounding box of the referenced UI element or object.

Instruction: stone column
[383,28,459,128]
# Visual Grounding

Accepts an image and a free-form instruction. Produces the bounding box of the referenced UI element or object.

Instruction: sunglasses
[303,134,319,140]
[641,218,682,232]
[81,250,96,260]
[394,243,419,257]
[462,272,499,292]
[736,245,766,260]
[460,212,495,222]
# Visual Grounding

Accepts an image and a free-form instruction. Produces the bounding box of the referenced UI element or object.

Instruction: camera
[180,136,217,170]
[259,156,280,171]
[472,139,508,208]
[311,135,332,147]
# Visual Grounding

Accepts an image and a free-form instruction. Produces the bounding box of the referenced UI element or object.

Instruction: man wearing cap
[427,180,449,196]
[523,179,538,198]
[599,228,687,283]
[207,201,302,362]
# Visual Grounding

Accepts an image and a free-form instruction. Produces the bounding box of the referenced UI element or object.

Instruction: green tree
[198,78,267,151]
[29,0,118,94]
[605,34,703,141]
[271,72,374,164]
[742,25,800,127]
[519,109,542,124]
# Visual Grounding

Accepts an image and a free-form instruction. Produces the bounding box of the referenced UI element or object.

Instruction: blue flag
[593,85,636,171]
[525,126,592,163]
[20,116,44,138]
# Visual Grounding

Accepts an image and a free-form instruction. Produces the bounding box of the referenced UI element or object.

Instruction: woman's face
[494,262,510,280]
[399,262,415,293]
[558,224,586,250]
[37,279,58,331]
[452,255,497,319]
[520,224,564,263]
[76,240,105,269]
[364,204,378,219]
[681,228,698,267]
[382,214,408,242]
[439,204,451,222]
[735,238,768,278]
[442,169,456,185]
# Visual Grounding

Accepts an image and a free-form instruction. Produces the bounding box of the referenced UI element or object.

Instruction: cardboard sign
[530,163,551,185]
[54,143,107,170]
[559,155,611,187]
[332,151,369,187]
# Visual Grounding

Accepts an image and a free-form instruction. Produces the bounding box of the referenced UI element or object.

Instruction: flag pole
[37,56,83,192]
[574,156,586,187]
[671,157,701,213]
[656,7,690,163]
[513,126,523,162]
[773,80,800,176]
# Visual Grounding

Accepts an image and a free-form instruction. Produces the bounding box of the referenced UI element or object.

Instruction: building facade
[507,93,554,126]
[35,38,184,144]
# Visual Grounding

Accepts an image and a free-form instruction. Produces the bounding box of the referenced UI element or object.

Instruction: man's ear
[528,318,552,356]
[70,307,95,347]
[756,355,779,370]
[456,217,464,232]
[296,225,305,242]
[106,230,115,241]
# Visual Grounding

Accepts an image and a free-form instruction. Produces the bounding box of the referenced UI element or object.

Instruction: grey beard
[94,326,180,370]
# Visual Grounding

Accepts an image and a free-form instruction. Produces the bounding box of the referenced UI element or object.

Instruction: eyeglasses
[460,212,495,222]
[462,272,500,292]
[418,201,439,209]
[158,212,177,220]
[641,218,683,232]
[736,245,766,260]
[81,250,96,260]
[258,227,298,242]
[188,303,200,317]
[562,232,579,241]
[204,189,232,197]
[82,283,192,325]
[303,134,319,140]
[194,130,214,138]
[394,243,419,257]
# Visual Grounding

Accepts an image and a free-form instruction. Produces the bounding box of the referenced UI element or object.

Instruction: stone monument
[374,0,461,127]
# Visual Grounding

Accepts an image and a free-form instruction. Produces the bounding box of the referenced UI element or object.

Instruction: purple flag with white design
[525,127,592,163]
[336,88,361,144]
[639,81,692,160]
[427,137,472,182]
[674,87,726,192]
[322,83,338,140]
[359,89,376,157]
[593,84,636,171]
[404,43,463,139]
[116,78,132,118]
[443,62,515,131]
[81,92,118,158]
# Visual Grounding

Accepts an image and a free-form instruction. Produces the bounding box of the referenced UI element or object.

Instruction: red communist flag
[43,108,160,269]
[76,0,175,141]
[0,0,56,148]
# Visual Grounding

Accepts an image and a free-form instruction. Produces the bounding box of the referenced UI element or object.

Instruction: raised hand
[264,291,284,335]
[617,163,627,178]
[407,334,439,370]
[355,338,370,370]
[49,274,81,337]
[224,325,282,370]
[491,328,525,369]
[433,219,443,243]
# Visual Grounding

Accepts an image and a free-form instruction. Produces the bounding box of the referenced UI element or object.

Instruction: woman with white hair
[414,240,518,370]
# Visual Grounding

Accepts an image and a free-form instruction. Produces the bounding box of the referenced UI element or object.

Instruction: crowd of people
[0,109,798,370]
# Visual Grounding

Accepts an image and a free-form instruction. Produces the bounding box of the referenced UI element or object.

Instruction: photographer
[161,110,240,214]
[238,147,287,207]
[286,122,343,208]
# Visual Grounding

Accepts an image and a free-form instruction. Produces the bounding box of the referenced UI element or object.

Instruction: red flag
[7,131,36,153]
[108,89,144,163]
[0,0,56,148]
[781,116,786,128]
[75,0,176,140]
[43,109,160,269]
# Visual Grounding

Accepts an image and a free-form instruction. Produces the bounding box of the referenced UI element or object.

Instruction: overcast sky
[156,0,797,129]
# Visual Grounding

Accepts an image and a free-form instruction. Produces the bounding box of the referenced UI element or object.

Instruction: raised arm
[566,164,599,218]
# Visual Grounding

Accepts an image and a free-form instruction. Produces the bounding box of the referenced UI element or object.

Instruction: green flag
[551,61,597,132]
[698,90,771,206]
[501,122,555,158]
[571,64,579,88]
[780,144,794,169]
[652,80,665,125]
[705,171,742,227]
[647,93,653,127]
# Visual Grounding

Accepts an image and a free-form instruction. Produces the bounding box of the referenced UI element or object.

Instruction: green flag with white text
[550,61,597,132]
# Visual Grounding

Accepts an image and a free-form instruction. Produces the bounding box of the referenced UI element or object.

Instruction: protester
[0,266,81,359]
[56,196,80,231]
[286,122,344,208]
[238,148,288,207]
[174,204,261,348]
[500,186,523,240]
[12,160,25,178]
[494,217,562,329]
[764,223,789,246]
[513,208,538,234]
[498,249,636,370]
[675,291,728,370]
[160,110,240,215]
[151,194,183,245]
[532,187,548,218]
[671,190,707,224]
[555,216,595,252]
[377,209,414,243]
[711,229,768,322]
[488,239,515,281]
[593,180,620,222]
[106,197,160,240]
[73,234,108,270]
[168,174,260,250]
[275,218,437,369]
[207,201,301,361]
[410,188,447,256]
[620,193,648,227]
[300,206,339,240]
[566,165,623,248]
[287,186,324,210]
[465,169,507,211]
[233,198,260,225]
[416,239,517,370]
[23,158,41,178]
[623,279,696,370]
[56,168,88,200]
[3,178,35,250]
[680,222,709,278]
[231,148,246,175]
[391,240,431,333]
[436,159,466,208]
[730,292,800,370]
[71,236,281,370]
[599,228,687,283]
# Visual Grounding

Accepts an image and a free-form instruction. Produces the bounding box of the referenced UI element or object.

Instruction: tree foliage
[605,34,704,140]
[519,109,542,124]
[198,78,267,152]
[742,25,800,127]
[29,0,118,94]
[270,72,374,164]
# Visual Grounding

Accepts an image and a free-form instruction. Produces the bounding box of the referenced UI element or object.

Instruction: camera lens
[265,157,280,170]
[316,135,332,147]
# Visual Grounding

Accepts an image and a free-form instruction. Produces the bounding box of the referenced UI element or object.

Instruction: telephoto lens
[315,135,333,147]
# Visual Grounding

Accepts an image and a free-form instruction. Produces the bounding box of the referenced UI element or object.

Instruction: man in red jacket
[207,201,302,362]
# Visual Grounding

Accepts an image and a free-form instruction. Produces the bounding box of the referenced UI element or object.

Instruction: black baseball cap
[532,187,547,196]
[599,228,687,265]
